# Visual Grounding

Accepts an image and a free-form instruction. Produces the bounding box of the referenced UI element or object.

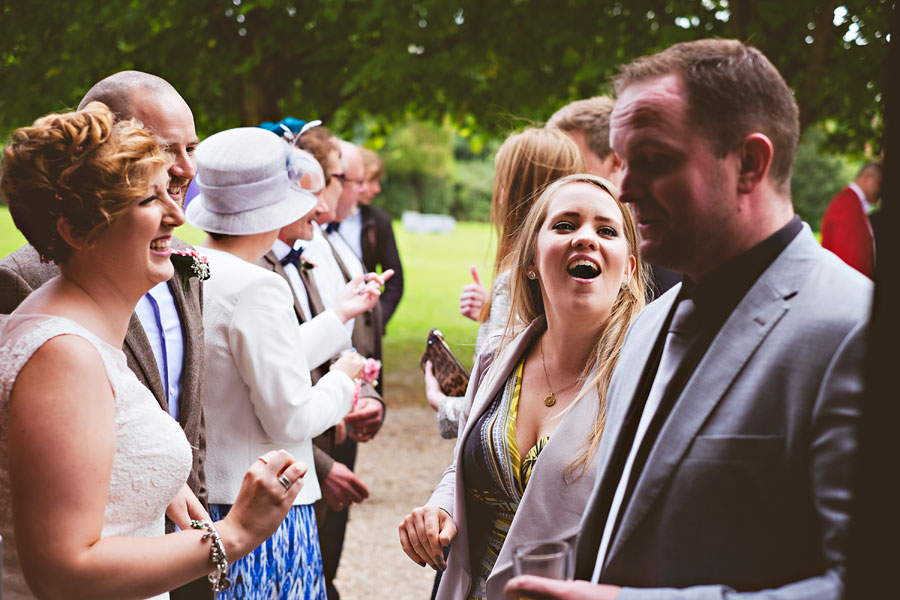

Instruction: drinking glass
[512,539,573,580]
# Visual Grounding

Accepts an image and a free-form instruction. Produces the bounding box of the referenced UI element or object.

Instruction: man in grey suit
[507,39,871,600]
[0,72,210,600]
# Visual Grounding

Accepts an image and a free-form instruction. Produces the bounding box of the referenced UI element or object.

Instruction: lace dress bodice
[0,314,192,600]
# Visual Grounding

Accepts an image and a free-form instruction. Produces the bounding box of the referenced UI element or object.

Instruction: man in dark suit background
[507,38,871,600]
[0,71,210,600]
[358,147,404,329]
[820,161,883,278]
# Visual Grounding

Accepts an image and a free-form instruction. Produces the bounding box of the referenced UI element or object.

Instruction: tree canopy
[0,0,890,154]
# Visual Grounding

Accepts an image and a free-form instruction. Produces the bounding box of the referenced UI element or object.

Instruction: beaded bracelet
[190,519,231,592]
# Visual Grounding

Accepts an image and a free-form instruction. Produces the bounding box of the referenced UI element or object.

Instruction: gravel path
[332,403,456,599]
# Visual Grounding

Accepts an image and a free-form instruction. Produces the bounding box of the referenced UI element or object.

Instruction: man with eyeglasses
[303,139,386,600]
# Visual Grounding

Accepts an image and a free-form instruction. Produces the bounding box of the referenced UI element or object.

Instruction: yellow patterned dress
[461,358,550,599]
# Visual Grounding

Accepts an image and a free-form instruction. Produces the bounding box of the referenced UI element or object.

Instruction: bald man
[0,71,209,600]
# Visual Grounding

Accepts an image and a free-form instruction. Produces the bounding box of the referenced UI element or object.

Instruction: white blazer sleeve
[297,308,352,369]
[228,275,354,442]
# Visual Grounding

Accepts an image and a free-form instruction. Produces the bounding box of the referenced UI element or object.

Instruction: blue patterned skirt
[208,503,327,600]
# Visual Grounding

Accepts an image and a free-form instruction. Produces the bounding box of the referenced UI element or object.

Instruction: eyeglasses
[333,173,365,186]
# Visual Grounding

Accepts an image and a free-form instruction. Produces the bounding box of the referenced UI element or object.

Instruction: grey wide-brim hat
[186,127,317,235]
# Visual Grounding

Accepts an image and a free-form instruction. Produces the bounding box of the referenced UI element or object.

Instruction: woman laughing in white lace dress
[0,103,305,599]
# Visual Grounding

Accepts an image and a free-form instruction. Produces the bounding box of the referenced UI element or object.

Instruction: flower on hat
[170,248,211,293]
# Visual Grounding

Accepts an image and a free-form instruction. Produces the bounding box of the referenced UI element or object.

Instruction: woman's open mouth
[566,258,601,281]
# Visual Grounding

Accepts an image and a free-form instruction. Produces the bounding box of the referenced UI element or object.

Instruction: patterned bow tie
[280,246,305,268]
[325,221,340,234]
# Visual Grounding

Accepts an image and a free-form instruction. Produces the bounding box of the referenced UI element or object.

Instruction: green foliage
[381,117,454,177]
[791,127,859,227]
[0,206,26,257]
[0,0,889,153]
[377,117,494,221]
[448,159,494,222]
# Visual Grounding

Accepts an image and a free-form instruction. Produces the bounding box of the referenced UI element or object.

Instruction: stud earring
[527,270,537,280]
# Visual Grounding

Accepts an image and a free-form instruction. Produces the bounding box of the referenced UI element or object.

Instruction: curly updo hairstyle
[0,102,168,263]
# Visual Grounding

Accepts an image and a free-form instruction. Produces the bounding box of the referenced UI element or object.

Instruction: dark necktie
[280,246,304,269]
[582,293,700,580]
[611,296,699,536]
[325,222,340,234]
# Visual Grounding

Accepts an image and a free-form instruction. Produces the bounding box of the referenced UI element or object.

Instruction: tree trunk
[729,0,756,40]
[797,3,838,133]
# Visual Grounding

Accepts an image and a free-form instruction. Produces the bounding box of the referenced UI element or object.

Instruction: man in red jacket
[820,161,883,277]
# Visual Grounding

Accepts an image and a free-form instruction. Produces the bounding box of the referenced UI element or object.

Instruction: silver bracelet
[190,519,231,592]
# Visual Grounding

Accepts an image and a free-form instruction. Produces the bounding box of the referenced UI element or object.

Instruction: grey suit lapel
[262,250,309,323]
[123,311,167,411]
[573,291,677,576]
[300,269,325,316]
[167,271,201,430]
[602,291,679,467]
[326,235,354,283]
[605,231,817,565]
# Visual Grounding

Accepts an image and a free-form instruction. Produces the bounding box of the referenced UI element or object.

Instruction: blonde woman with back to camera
[401,173,646,599]
[0,104,304,599]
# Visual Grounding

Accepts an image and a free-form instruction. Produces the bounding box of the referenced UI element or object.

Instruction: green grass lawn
[0,206,493,403]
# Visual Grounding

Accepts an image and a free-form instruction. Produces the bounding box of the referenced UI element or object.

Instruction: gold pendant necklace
[539,336,580,408]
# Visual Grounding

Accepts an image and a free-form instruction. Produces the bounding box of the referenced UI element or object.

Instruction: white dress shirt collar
[271,238,313,322]
[848,181,871,213]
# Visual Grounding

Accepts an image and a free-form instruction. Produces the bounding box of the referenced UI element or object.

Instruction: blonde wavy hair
[1,102,168,263]
[503,173,646,480]
[482,127,585,320]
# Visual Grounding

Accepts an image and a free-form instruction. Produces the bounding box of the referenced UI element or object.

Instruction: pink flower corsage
[170,248,211,293]
[351,358,382,410]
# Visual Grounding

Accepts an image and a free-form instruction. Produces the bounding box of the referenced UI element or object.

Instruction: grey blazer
[429,317,602,599]
[574,227,872,599]
[0,241,208,507]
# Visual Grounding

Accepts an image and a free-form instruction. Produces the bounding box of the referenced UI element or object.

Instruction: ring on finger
[278,474,292,490]
[256,456,268,465]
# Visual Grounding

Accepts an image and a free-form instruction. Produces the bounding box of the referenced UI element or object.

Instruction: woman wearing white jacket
[185,127,382,600]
